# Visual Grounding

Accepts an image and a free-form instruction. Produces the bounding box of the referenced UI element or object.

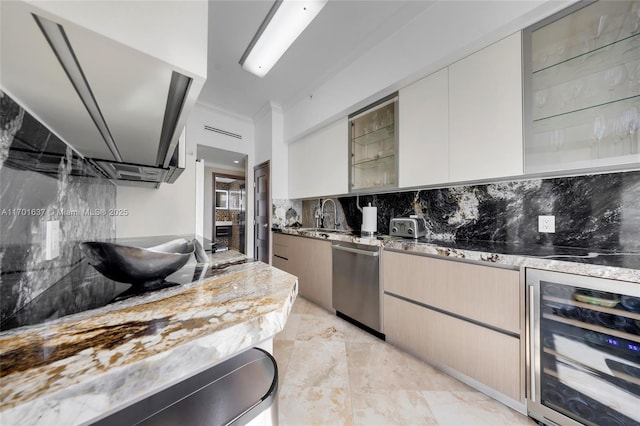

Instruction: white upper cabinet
[398,68,450,188]
[288,118,349,199]
[449,32,524,182]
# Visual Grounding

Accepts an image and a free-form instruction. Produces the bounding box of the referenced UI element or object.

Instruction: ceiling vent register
[203,125,243,140]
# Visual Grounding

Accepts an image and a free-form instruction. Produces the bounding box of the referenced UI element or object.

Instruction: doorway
[253,161,270,262]
[213,173,246,254]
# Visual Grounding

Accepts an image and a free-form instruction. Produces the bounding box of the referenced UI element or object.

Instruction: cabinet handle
[529,283,537,402]
[273,254,288,261]
[332,244,379,257]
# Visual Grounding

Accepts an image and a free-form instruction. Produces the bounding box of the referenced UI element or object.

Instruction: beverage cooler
[527,269,640,426]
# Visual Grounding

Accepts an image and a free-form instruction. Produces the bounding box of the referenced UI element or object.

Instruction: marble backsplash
[272,199,303,228]
[0,92,116,324]
[293,171,640,252]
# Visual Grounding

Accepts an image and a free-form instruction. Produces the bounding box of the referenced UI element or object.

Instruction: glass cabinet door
[349,94,398,192]
[524,0,640,174]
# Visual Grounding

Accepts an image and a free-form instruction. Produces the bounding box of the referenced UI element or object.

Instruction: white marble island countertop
[0,251,298,425]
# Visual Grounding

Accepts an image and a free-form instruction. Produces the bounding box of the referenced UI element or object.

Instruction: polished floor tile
[274,297,536,426]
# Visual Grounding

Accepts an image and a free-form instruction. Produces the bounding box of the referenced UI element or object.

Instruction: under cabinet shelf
[352,124,395,146]
[543,347,640,387]
[352,153,395,168]
[531,0,636,73]
[528,95,640,166]
[542,313,640,344]
[533,94,640,123]
[533,33,640,83]
[543,295,640,321]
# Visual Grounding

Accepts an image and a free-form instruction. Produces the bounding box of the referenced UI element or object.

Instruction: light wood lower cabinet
[272,233,332,311]
[382,250,525,406]
[384,295,521,402]
[383,250,520,334]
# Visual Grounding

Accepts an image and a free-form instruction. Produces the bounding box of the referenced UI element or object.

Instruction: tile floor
[273,296,537,426]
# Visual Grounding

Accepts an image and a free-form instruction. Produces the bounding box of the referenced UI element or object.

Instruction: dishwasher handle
[332,244,379,257]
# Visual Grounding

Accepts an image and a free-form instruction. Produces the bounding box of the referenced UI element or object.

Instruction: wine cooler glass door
[527,269,640,426]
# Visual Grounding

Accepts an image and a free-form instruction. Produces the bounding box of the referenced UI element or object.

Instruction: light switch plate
[43,220,60,260]
[538,215,555,233]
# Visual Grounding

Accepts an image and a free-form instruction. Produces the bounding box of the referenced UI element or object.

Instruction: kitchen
[1,0,639,425]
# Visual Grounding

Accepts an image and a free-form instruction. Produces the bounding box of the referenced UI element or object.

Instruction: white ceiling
[197,144,246,171]
[198,0,435,119]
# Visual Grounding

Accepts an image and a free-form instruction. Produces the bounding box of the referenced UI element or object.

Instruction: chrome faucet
[320,198,339,230]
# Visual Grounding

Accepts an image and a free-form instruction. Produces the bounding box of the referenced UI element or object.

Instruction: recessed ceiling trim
[158,71,192,167]
[32,13,123,162]
[204,125,243,140]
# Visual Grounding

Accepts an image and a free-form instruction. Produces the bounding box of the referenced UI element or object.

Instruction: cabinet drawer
[383,251,520,334]
[273,242,289,260]
[272,255,289,272]
[272,233,290,246]
[384,295,522,402]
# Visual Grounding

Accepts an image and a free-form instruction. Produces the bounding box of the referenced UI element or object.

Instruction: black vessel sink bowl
[79,238,195,285]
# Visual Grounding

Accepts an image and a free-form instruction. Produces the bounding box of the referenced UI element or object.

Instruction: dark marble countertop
[274,227,640,283]
[409,237,640,269]
[1,235,219,331]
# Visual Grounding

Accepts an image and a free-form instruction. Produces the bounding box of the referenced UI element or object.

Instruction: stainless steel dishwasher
[332,241,384,339]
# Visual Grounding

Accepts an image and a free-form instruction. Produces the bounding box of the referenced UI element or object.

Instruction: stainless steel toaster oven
[389,217,426,238]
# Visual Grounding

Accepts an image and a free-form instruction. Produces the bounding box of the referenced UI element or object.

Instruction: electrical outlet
[43,220,60,260]
[538,215,555,233]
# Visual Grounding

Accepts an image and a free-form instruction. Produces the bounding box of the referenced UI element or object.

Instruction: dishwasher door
[332,242,382,335]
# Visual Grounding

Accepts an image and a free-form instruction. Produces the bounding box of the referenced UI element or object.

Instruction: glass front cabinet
[349,94,398,192]
[524,0,640,174]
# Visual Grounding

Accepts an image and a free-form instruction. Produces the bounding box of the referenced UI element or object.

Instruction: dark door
[253,161,270,262]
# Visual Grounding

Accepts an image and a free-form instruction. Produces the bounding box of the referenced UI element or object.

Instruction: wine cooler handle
[529,283,536,402]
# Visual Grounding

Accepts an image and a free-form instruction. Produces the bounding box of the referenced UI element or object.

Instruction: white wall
[271,106,287,200]
[254,102,288,200]
[204,166,214,240]
[116,152,198,238]
[191,102,256,256]
[116,102,255,258]
[195,159,204,237]
[283,0,576,143]
[254,104,272,166]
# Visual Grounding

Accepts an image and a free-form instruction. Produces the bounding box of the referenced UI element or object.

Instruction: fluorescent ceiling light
[33,14,123,162]
[240,0,328,78]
